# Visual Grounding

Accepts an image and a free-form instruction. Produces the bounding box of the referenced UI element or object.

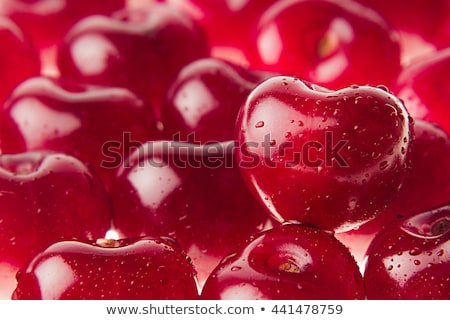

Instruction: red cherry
[0,76,158,187]
[351,120,450,235]
[0,17,40,103]
[364,203,450,299]
[395,48,450,135]
[0,151,111,297]
[0,0,125,49]
[12,236,199,300]
[57,3,209,115]
[109,141,275,285]
[247,0,401,90]
[200,223,365,299]
[161,57,275,143]
[236,76,413,232]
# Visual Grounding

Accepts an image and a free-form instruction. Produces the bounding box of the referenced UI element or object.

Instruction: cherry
[109,140,275,286]
[200,223,365,299]
[12,236,199,300]
[0,17,40,104]
[0,151,111,297]
[351,120,450,235]
[0,76,158,187]
[364,203,450,299]
[236,76,413,232]
[0,0,125,49]
[161,57,275,143]
[247,0,402,90]
[395,48,450,135]
[57,3,209,115]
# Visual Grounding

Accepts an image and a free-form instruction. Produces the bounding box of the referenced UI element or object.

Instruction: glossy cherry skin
[57,3,209,115]
[109,141,275,286]
[351,120,450,235]
[158,0,276,65]
[0,17,40,104]
[0,151,111,297]
[236,76,413,232]
[364,203,450,299]
[12,236,199,300]
[201,223,365,299]
[161,58,275,143]
[395,48,450,135]
[247,0,401,90]
[0,0,125,49]
[0,76,158,187]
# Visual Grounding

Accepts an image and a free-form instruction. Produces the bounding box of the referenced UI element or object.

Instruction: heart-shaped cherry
[247,0,402,90]
[12,236,199,300]
[201,223,365,299]
[109,140,275,286]
[236,76,413,232]
[0,76,158,187]
[364,203,450,299]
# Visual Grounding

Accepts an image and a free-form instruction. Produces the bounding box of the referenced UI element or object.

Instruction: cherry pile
[0,0,449,300]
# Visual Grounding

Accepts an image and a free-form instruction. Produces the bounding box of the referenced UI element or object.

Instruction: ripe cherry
[201,223,365,299]
[109,140,275,286]
[0,76,158,187]
[12,236,199,300]
[161,57,275,143]
[0,151,111,298]
[247,0,402,90]
[57,3,209,115]
[364,203,450,299]
[236,76,413,232]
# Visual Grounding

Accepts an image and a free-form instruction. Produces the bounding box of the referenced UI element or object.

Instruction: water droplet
[285,131,292,138]
[333,109,342,117]
[377,85,389,92]
[270,140,276,146]
[437,249,444,256]
[387,265,393,271]
[255,121,264,128]
[298,120,304,127]
[409,247,421,256]
[231,266,242,272]
[379,161,389,170]
[371,151,381,160]
[414,260,421,266]
[350,84,359,89]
